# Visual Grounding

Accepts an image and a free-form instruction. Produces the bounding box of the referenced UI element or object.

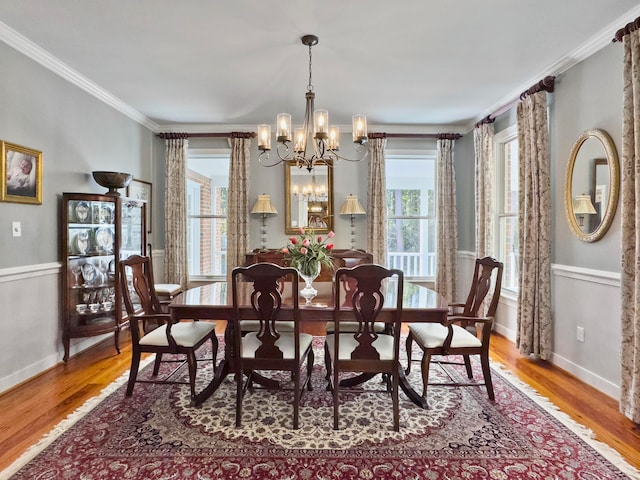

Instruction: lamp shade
[573,194,596,215]
[339,195,366,215]
[251,194,278,214]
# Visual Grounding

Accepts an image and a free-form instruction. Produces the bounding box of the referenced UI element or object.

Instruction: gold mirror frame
[564,129,619,242]
[284,161,333,235]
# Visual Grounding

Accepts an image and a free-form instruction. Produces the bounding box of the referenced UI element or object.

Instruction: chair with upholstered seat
[325,264,404,431]
[119,254,218,401]
[405,256,503,403]
[231,263,314,429]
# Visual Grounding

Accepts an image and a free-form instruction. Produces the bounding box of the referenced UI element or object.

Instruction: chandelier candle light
[251,194,278,250]
[258,35,369,172]
[339,194,366,249]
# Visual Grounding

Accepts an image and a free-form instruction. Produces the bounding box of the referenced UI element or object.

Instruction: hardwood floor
[0,328,639,472]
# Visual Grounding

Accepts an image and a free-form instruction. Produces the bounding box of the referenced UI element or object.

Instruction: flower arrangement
[283,227,335,277]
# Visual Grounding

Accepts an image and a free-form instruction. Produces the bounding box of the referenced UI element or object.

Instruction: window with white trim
[495,127,519,293]
[186,150,229,280]
[385,153,437,279]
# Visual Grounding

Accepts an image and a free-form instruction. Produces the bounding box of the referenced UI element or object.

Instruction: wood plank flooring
[0,327,639,472]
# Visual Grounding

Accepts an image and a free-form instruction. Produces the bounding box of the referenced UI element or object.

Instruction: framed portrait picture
[127,178,152,233]
[1,141,43,205]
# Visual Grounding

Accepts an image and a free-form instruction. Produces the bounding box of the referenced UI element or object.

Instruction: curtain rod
[613,15,640,42]
[157,132,256,139]
[368,132,462,140]
[475,75,556,128]
[157,131,461,140]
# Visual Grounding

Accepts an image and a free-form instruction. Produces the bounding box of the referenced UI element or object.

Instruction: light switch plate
[12,221,21,237]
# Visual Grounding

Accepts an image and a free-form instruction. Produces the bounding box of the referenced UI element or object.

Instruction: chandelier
[257,34,369,172]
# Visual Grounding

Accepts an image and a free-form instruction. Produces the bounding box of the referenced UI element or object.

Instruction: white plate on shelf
[74,201,90,223]
[95,204,114,224]
[73,230,90,255]
[95,227,114,252]
[81,262,98,285]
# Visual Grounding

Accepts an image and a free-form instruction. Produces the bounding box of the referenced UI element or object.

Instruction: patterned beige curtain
[226,134,251,285]
[473,123,495,258]
[164,137,189,289]
[619,26,640,423]
[367,136,387,265]
[516,92,552,360]
[435,138,457,303]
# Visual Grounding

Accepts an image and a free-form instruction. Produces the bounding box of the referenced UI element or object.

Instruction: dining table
[169,280,449,408]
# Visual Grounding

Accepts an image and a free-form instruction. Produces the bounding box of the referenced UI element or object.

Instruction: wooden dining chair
[231,263,314,429]
[405,256,503,403]
[119,254,218,401]
[325,264,404,431]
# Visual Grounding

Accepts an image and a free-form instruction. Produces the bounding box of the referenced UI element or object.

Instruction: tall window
[186,150,229,280]
[385,154,437,279]
[495,127,519,292]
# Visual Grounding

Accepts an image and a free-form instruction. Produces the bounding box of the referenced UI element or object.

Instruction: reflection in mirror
[285,162,333,234]
[564,129,619,242]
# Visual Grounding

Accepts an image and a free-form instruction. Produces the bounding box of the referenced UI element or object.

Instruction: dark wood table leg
[192,358,230,407]
[398,364,428,409]
[339,372,377,387]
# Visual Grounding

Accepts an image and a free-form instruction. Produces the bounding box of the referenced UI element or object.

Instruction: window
[186,150,229,280]
[495,127,519,292]
[385,153,437,279]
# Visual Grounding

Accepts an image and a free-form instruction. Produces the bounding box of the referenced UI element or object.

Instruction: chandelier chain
[307,43,313,92]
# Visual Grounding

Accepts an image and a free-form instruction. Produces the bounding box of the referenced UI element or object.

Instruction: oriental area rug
[2,338,639,480]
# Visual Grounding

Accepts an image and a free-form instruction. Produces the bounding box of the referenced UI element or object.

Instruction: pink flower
[326,243,334,250]
[300,247,308,255]
[317,236,323,243]
[327,231,335,238]
[281,247,289,254]
[302,238,310,247]
[298,227,305,235]
[290,237,297,245]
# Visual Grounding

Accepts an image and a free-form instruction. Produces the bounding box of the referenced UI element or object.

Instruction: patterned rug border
[2,346,639,480]
[489,362,639,479]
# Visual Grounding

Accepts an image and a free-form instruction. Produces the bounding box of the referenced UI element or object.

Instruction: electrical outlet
[12,221,21,237]
[576,326,585,343]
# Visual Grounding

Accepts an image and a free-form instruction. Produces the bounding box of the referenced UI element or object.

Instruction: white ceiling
[1,1,639,133]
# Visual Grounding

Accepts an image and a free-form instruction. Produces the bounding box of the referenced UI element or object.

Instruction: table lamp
[251,194,278,250]
[573,194,596,227]
[339,194,366,249]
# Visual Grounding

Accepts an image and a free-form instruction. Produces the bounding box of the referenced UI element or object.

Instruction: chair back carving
[334,264,403,361]
[461,256,504,318]
[120,254,164,342]
[232,263,299,359]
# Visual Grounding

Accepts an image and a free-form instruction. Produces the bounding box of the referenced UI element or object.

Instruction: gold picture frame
[1,141,43,205]
[126,178,152,233]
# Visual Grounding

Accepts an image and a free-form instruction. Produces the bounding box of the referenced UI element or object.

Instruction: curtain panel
[226,136,251,287]
[164,138,189,289]
[435,138,458,303]
[619,27,640,423]
[367,137,387,266]
[473,123,495,258]
[515,92,552,360]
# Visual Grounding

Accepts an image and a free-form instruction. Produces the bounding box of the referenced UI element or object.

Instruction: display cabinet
[61,192,146,362]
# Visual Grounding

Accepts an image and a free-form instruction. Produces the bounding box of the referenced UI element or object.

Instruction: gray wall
[0,41,155,391]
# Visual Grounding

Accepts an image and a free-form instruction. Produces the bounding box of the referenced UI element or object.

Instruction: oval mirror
[285,161,333,235]
[564,129,619,242]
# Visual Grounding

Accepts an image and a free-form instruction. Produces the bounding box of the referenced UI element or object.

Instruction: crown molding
[466,4,640,133]
[0,21,159,133]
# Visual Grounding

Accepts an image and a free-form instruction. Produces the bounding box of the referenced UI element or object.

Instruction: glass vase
[298,263,321,304]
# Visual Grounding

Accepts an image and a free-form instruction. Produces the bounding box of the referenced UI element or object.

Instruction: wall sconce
[573,194,597,227]
[251,194,278,250]
[339,194,366,249]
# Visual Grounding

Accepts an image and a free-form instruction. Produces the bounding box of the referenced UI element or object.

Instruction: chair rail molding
[0,262,61,283]
[551,263,620,287]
